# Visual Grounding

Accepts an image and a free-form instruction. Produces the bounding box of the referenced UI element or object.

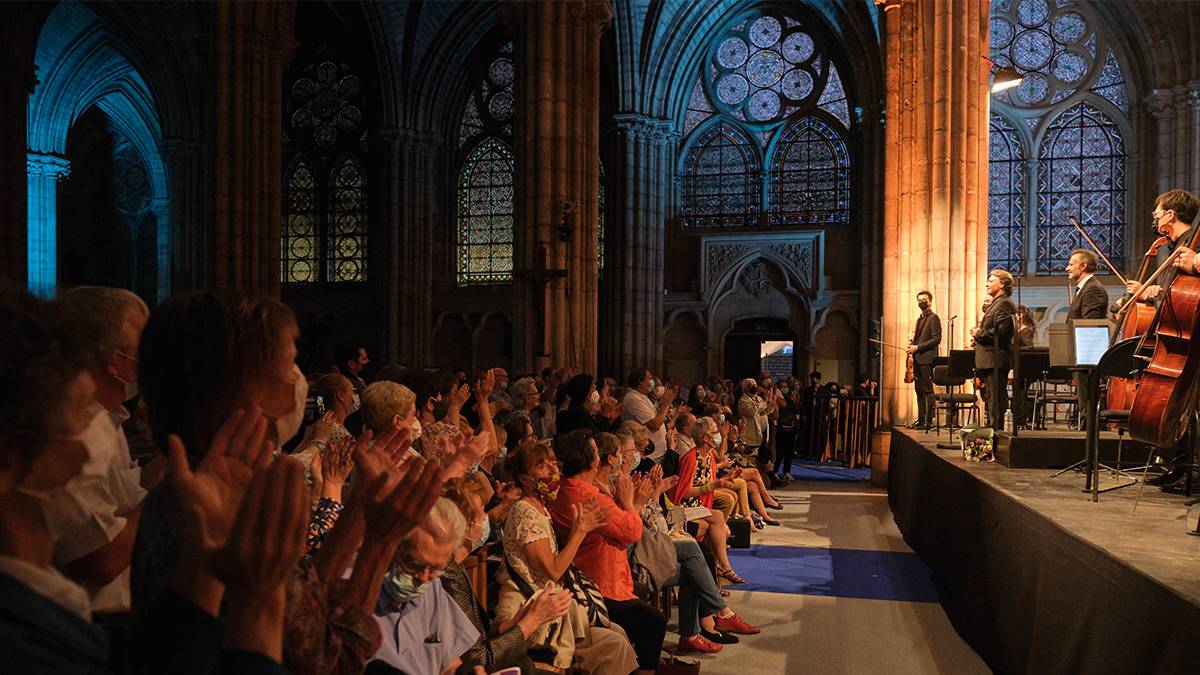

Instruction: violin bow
[1067,215,1128,286]
[868,338,908,352]
[1116,247,1184,323]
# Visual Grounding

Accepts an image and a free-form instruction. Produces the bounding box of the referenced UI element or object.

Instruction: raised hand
[660,475,680,495]
[442,430,492,479]
[320,437,355,487]
[169,408,274,556]
[570,497,609,535]
[449,382,472,410]
[524,584,573,625]
[613,473,635,510]
[476,368,496,400]
[633,472,657,506]
[600,395,621,420]
[309,410,337,443]
[210,455,308,596]
[361,454,444,544]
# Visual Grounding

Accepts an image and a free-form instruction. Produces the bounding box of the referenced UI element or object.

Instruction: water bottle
[1003,409,1013,433]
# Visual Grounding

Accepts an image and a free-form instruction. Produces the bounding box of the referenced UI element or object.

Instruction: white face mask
[588,390,600,405]
[412,418,423,439]
[274,364,308,445]
[347,392,361,415]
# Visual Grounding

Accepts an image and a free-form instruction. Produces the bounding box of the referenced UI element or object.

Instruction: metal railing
[791,392,879,468]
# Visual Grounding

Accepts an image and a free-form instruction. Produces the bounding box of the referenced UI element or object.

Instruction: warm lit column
[511,0,611,373]
[25,153,70,296]
[879,0,990,427]
[210,0,296,294]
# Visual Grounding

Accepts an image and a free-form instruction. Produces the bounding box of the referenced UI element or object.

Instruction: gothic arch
[28,2,170,298]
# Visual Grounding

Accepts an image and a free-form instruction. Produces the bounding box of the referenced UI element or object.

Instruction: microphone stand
[1010,262,1023,438]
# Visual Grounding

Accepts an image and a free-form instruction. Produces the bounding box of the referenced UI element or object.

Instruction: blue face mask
[382,568,431,605]
[697,390,707,400]
[473,518,492,553]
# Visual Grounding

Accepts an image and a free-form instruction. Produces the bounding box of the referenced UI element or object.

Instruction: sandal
[765,501,784,510]
[718,566,747,585]
[719,588,731,597]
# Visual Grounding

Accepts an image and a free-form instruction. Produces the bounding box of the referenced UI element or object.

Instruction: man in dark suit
[906,290,942,429]
[1066,248,1110,428]
[972,270,1016,429]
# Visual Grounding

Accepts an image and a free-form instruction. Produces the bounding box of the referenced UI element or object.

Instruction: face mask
[653,385,665,400]
[918,300,930,311]
[472,518,491,553]
[412,418,423,439]
[646,379,656,391]
[113,351,139,400]
[697,389,707,401]
[274,364,308,445]
[588,390,600,405]
[496,443,507,463]
[780,387,789,395]
[348,392,361,415]
[382,568,431,605]
[711,433,722,447]
[531,467,561,502]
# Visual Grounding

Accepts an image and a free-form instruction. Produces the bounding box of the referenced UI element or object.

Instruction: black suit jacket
[1068,275,1109,321]
[910,311,942,366]
[974,296,1016,370]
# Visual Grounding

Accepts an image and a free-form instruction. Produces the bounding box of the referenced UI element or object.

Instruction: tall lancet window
[456,43,515,285]
[283,57,368,283]
[988,0,1130,275]
[680,10,853,229]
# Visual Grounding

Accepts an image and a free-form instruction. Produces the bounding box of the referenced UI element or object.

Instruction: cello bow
[1067,215,1128,286]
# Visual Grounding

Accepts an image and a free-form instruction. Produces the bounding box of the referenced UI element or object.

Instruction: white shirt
[42,403,145,613]
[0,555,92,621]
[621,389,667,461]
[1075,272,1094,291]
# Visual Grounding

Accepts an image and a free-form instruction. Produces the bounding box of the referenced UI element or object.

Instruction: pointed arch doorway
[723,317,803,382]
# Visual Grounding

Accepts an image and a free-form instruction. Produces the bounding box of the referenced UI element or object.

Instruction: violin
[1129,216,1200,449]
[1105,235,1170,412]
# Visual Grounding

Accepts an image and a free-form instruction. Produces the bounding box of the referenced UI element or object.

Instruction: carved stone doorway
[722,317,800,382]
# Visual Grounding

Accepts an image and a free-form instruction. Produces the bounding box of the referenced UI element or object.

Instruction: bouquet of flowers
[960,427,994,462]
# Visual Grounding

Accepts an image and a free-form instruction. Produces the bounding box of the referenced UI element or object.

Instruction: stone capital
[1145,90,1174,119]
[613,113,664,140]
[26,152,70,179]
[377,126,440,150]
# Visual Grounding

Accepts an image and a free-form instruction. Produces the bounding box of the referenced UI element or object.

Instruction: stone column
[602,114,673,376]
[150,198,171,303]
[209,0,296,294]
[160,139,206,292]
[25,153,70,297]
[0,3,53,288]
[1189,85,1200,192]
[1147,91,1174,195]
[511,0,611,373]
[879,0,990,427]
[377,127,437,367]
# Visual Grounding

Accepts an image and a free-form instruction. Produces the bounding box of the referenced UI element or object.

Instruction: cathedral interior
[3,0,1200,425]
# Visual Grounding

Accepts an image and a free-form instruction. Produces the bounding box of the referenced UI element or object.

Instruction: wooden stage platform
[888,427,1200,675]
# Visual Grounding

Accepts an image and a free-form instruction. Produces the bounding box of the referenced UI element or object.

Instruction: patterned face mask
[532,466,562,502]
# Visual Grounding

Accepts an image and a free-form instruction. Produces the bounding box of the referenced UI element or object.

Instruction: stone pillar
[210,0,296,294]
[602,114,673,376]
[25,153,70,297]
[1147,91,1174,195]
[1189,85,1200,192]
[377,127,437,367]
[511,0,611,373]
[160,139,206,292]
[150,198,171,303]
[0,3,54,287]
[879,0,990,427]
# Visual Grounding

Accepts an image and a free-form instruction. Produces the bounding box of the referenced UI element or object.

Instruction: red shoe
[714,612,761,635]
[678,634,723,654]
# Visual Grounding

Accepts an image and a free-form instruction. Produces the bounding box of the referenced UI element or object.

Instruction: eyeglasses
[394,546,447,579]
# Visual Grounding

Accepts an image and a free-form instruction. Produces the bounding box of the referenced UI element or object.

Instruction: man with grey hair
[369,496,480,675]
[42,287,157,642]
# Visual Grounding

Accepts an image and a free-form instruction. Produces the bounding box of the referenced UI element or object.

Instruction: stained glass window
[988,115,1026,271]
[988,0,1130,276]
[283,156,318,283]
[681,121,760,228]
[457,138,514,285]
[282,55,368,283]
[681,9,852,230]
[328,154,367,282]
[1036,102,1125,275]
[459,44,514,149]
[598,162,605,271]
[768,116,849,225]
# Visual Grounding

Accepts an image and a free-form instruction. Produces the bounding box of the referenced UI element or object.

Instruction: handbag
[502,556,611,627]
[629,514,680,598]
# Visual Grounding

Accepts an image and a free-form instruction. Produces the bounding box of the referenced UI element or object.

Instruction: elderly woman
[671,418,747,585]
[497,442,637,674]
[550,430,666,675]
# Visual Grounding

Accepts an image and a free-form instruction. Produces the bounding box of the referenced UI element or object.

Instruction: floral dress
[680,449,714,508]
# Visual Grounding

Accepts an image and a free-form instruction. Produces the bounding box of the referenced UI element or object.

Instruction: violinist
[906,290,941,430]
[971,271,1016,430]
[1066,248,1109,428]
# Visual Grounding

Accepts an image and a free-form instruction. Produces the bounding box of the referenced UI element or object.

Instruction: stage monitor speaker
[1049,323,1072,367]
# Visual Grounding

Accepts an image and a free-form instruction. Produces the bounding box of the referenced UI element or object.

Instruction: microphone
[949,315,958,321]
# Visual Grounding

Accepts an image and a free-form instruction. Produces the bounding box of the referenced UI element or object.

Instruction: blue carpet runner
[728,544,939,603]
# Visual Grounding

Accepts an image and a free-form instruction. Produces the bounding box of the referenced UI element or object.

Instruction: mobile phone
[313,394,326,416]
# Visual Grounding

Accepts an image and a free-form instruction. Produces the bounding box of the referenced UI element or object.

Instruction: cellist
[1124,189,1200,493]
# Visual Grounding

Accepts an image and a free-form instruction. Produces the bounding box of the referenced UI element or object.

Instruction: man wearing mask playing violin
[906,291,941,430]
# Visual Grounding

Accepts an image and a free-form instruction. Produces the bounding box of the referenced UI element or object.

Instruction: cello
[1128,217,1200,449]
[1104,235,1170,411]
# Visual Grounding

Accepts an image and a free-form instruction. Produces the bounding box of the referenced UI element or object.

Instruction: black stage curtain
[888,433,1200,675]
